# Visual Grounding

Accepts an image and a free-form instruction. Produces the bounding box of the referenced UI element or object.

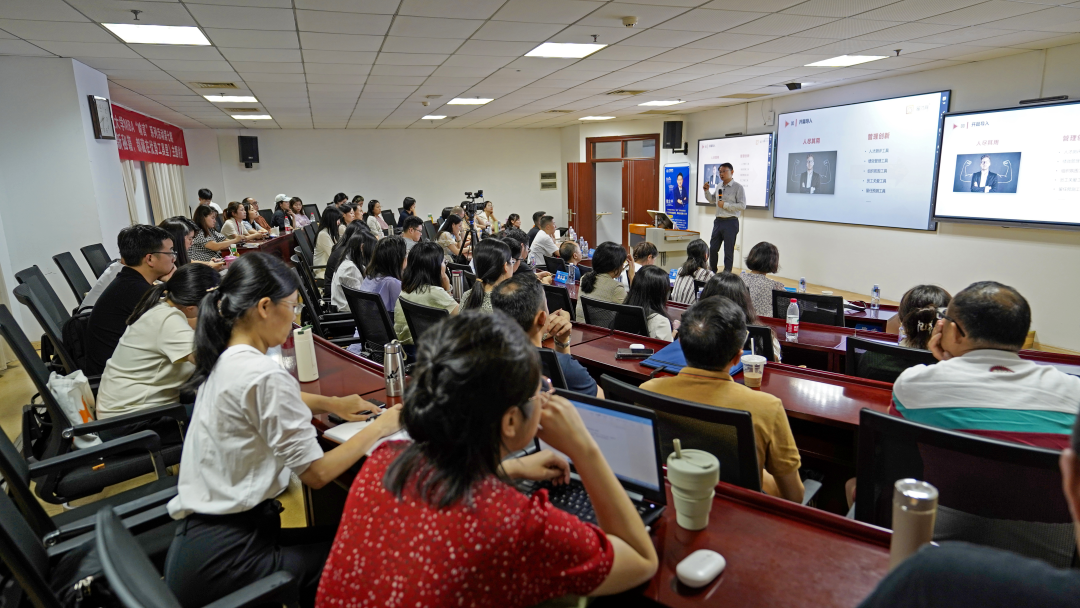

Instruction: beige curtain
[120,159,140,225]
[145,162,188,221]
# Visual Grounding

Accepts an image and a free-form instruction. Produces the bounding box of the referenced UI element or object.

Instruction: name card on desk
[554,270,569,284]
[669,269,679,282]
[589,248,595,257]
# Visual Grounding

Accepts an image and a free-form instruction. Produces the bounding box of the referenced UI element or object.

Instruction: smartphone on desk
[615,348,654,360]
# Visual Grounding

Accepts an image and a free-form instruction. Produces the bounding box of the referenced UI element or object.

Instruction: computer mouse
[676,550,726,588]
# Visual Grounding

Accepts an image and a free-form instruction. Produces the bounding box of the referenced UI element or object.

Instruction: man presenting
[970,154,998,193]
[702,162,746,273]
[799,155,821,194]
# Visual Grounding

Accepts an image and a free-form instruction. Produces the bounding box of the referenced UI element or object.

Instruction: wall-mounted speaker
[238,135,259,168]
[662,121,683,149]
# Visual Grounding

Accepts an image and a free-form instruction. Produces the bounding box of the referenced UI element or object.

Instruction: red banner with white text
[111,104,188,166]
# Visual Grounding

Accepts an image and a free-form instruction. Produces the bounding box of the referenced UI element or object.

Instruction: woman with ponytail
[164,253,402,608]
[671,238,714,304]
[575,241,633,321]
[96,264,222,419]
[317,312,659,608]
[461,238,513,312]
[897,285,952,349]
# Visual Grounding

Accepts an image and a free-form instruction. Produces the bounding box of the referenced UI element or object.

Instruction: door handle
[621,208,628,218]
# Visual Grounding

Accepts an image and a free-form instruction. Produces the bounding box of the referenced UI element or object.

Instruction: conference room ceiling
[3,0,1080,130]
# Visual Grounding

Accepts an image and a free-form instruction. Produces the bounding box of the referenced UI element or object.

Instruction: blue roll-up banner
[664,164,690,230]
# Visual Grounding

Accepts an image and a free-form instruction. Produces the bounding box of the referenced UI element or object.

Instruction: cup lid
[741,354,766,364]
[667,449,719,475]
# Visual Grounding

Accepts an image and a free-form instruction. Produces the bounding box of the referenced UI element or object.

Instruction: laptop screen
[538,398,661,492]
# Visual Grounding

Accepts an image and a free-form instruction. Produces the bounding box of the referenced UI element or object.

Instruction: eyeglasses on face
[940,313,966,337]
[152,250,177,260]
[280,300,302,316]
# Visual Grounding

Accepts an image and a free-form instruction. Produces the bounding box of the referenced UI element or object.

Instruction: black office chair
[258,209,274,225]
[542,284,576,322]
[537,348,568,390]
[294,228,315,267]
[304,222,317,247]
[80,244,113,278]
[856,409,1075,567]
[302,204,321,226]
[95,507,300,608]
[289,267,359,347]
[845,336,937,383]
[51,253,92,305]
[601,375,761,492]
[291,252,333,314]
[771,290,845,327]
[543,255,567,275]
[381,210,400,234]
[580,297,650,338]
[422,221,439,242]
[12,284,80,376]
[693,279,707,299]
[398,298,449,345]
[0,305,186,505]
[745,325,776,362]
[341,287,397,364]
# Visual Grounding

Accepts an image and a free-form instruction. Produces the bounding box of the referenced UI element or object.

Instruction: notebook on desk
[323,408,410,455]
[523,390,667,528]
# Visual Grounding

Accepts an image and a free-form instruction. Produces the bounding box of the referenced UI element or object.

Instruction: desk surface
[300,333,387,399]
[238,232,296,267]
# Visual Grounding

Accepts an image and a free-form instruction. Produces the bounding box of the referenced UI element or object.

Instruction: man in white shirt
[529,215,558,266]
[197,187,222,214]
[969,154,999,193]
[702,162,746,273]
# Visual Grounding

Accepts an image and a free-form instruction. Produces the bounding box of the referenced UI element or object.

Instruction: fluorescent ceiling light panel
[447,98,493,105]
[232,115,272,120]
[580,116,615,121]
[103,24,211,46]
[525,42,606,59]
[638,100,684,107]
[205,95,258,103]
[805,55,885,67]
[422,115,446,120]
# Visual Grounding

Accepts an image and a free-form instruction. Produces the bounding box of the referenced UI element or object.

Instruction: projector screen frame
[695,132,776,209]
[932,98,1080,232]
[772,89,952,232]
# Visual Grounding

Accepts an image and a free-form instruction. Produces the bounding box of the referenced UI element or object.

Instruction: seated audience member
[243,198,272,231]
[740,242,786,317]
[316,313,656,608]
[160,217,225,272]
[330,233,372,313]
[701,272,781,362]
[314,206,345,279]
[242,201,270,236]
[190,206,245,263]
[559,240,584,282]
[462,238,514,312]
[85,225,176,376]
[529,215,559,266]
[856,415,1080,608]
[359,235,406,313]
[97,264,221,417]
[892,281,1080,449]
[505,213,521,231]
[164,253,400,608]
[887,285,953,348]
[501,234,552,284]
[526,211,545,247]
[323,222,370,297]
[197,188,221,214]
[623,266,674,341]
[348,194,362,206]
[220,201,264,240]
[641,297,804,502]
[291,197,312,228]
[436,214,467,263]
[397,196,416,228]
[401,214,424,253]
[618,241,657,284]
[339,203,357,229]
[365,199,390,237]
[576,242,633,321]
[393,242,459,345]
[492,274,602,397]
[671,238,715,304]
[271,194,294,229]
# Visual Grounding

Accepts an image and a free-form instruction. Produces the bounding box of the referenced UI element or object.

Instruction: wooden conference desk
[236,232,296,267]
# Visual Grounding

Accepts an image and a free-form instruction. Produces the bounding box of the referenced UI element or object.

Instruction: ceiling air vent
[545,109,573,113]
[607,90,647,96]
[720,93,770,99]
[191,82,239,89]
[639,109,677,115]
[226,108,260,113]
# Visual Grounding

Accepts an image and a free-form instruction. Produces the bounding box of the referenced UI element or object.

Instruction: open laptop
[524,389,667,528]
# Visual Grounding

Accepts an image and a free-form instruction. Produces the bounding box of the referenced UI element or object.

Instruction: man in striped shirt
[891,281,1080,450]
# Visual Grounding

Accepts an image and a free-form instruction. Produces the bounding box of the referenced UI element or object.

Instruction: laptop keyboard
[535,481,654,526]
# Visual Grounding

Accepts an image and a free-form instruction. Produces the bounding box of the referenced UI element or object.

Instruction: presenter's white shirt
[167,345,323,518]
[804,173,813,188]
[979,170,988,188]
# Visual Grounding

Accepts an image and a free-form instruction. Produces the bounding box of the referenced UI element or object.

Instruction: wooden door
[567,162,595,245]
[624,159,657,247]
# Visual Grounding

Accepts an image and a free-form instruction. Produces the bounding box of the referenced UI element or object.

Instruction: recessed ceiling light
[102,24,211,46]
[422,115,446,120]
[525,42,606,59]
[447,98,493,105]
[805,55,886,67]
[205,95,258,103]
[580,116,615,121]
[232,115,272,120]
[638,100,684,107]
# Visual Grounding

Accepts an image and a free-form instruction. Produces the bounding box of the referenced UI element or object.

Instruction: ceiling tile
[804,38,884,53]
[133,46,225,61]
[306,62,372,74]
[220,48,303,62]
[648,47,729,62]
[857,40,946,53]
[389,16,484,39]
[421,75,485,86]
[309,83,364,92]
[756,53,834,66]
[33,41,140,58]
[443,54,516,69]
[549,25,640,44]
[375,52,449,65]
[294,0,401,13]
[911,26,1013,43]
[921,0,1046,26]
[857,0,985,22]
[365,75,427,84]
[685,32,779,50]
[296,11,393,35]
[399,0,505,19]
[701,0,803,10]
[232,61,305,73]
[242,72,307,82]
[472,21,565,42]
[577,3,693,28]
[307,73,367,83]
[985,6,1080,30]
[152,59,234,72]
[455,40,538,55]
[795,18,901,38]
[79,56,159,70]
[69,0,199,26]
[0,39,56,56]
[978,29,1068,46]
[621,29,713,47]
[187,5,296,31]
[858,22,960,40]
[656,9,768,32]
[744,36,834,52]
[0,20,115,43]
[369,63,437,75]
[705,50,787,64]
[492,0,606,24]
[949,46,1029,60]
[0,0,90,22]
[299,32,384,51]
[587,44,669,60]
[303,49,379,64]
[728,14,837,35]
[380,36,465,53]
[1012,32,1080,47]
[205,28,300,49]
[900,43,998,58]
[781,0,899,17]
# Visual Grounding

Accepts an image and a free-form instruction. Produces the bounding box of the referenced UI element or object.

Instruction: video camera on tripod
[462,190,485,217]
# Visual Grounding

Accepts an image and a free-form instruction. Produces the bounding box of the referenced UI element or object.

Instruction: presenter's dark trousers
[165,499,335,608]
[709,216,739,273]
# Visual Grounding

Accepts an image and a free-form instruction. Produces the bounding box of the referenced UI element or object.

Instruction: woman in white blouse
[623,265,674,341]
[220,202,265,240]
[364,199,390,237]
[330,232,377,313]
[313,206,344,279]
[163,253,401,608]
[474,201,498,234]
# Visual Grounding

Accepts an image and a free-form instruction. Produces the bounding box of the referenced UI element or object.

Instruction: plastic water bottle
[786,298,800,341]
[309,213,316,224]
[798,277,806,293]
[871,284,881,310]
[568,263,576,286]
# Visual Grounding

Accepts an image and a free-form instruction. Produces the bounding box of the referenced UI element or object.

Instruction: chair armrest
[321,313,353,322]
[66,403,189,438]
[329,337,363,347]
[311,264,327,270]
[28,430,163,478]
[46,504,177,558]
[43,486,178,546]
[203,572,299,608]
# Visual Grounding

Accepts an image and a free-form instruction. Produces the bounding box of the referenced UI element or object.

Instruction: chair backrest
[0,490,57,608]
[745,325,775,362]
[289,267,327,338]
[258,209,274,224]
[580,297,650,338]
[381,210,397,228]
[446,263,476,292]
[341,287,396,361]
[0,430,55,539]
[543,256,567,274]
[80,244,112,278]
[291,251,327,315]
[537,348,568,390]
[845,336,937,383]
[12,284,78,375]
[14,266,70,329]
[295,227,315,267]
[51,253,92,304]
[601,375,761,492]
[693,279,707,299]
[304,222,317,245]
[856,409,1075,567]
[95,507,184,608]
[302,204,320,226]
[542,284,576,322]
[422,221,439,242]
[771,290,845,327]
[398,297,449,345]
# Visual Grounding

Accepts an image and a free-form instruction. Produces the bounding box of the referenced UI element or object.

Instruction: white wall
[181,128,224,213]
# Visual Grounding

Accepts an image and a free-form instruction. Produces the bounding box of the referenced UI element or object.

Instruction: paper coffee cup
[742,354,766,388]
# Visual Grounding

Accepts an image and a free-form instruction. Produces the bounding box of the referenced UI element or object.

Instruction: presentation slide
[697,133,773,208]
[934,100,1080,228]
[773,91,951,230]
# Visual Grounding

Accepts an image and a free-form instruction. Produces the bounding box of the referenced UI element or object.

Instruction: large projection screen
[697,133,773,208]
